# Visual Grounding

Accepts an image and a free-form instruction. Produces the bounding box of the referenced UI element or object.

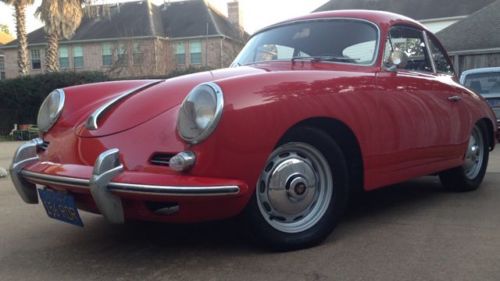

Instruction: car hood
[75,66,266,137]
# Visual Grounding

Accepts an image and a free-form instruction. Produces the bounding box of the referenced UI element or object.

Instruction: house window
[31,49,41,69]
[102,43,112,66]
[0,56,5,80]
[176,42,185,65]
[117,43,127,66]
[59,46,69,69]
[133,42,143,65]
[190,41,202,65]
[73,46,84,68]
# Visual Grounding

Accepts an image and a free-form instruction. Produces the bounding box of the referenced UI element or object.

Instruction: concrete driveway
[1,141,500,281]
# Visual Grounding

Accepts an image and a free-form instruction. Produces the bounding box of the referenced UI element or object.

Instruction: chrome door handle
[448,95,462,102]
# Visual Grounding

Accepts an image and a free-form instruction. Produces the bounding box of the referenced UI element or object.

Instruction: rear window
[464,72,500,94]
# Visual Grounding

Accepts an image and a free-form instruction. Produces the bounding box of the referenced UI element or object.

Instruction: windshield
[464,72,500,94]
[232,19,379,66]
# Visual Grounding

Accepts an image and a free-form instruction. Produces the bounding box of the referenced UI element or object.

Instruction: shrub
[0,71,109,134]
[0,67,214,135]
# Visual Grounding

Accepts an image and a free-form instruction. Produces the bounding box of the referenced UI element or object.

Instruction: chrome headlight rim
[177,82,224,144]
[37,89,65,133]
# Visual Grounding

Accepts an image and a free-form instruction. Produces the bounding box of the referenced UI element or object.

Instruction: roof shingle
[314,0,496,20]
[437,0,500,52]
[3,0,247,48]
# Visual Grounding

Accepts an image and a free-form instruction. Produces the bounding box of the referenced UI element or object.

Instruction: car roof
[460,67,500,83]
[256,10,428,35]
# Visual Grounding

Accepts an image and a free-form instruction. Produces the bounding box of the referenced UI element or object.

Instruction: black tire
[244,127,349,251]
[439,122,489,192]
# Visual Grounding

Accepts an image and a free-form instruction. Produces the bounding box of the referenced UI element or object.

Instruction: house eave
[448,47,500,56]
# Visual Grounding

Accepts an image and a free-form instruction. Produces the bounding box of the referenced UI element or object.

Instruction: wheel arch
[279,117,365,193]
[478,117,495,150]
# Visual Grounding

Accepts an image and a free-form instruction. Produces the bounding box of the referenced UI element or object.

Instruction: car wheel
[439,123,489,192]
[245,127,349,250]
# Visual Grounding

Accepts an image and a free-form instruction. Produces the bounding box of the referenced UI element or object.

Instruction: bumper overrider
[10,138,244,224]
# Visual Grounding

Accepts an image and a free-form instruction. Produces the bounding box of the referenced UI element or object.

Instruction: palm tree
[36,0,83,72]
[1,0,34,76]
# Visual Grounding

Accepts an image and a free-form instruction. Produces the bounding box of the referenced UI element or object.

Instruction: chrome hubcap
[463,126,484,180]
[257,143,332,233]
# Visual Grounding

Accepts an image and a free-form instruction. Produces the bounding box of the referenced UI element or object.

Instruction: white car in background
[461,67,500,125]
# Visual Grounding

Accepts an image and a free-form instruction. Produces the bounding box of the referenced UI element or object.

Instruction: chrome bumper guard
[10,138,240,224]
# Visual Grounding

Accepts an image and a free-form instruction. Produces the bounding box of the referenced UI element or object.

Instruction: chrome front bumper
[10,138,240,224]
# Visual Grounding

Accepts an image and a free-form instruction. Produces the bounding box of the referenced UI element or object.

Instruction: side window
[428,34,454,75]
[384,26,433,73]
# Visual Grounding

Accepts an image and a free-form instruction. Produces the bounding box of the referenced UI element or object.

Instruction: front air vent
[150,153,176,166]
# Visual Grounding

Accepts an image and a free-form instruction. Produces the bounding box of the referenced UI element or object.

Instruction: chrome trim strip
[423,31,437,74]
[21,170,240,196]
[38,89,65,133]
[86,80,162,130]
[109,182,240,196]
[22,170,89,188]
[177,82,225,144]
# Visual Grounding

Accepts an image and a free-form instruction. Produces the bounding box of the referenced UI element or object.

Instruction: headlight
[37,89,65,133]
[177,82,224,144]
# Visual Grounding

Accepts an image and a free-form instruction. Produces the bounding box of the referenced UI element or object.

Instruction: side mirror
[384,50,407,72]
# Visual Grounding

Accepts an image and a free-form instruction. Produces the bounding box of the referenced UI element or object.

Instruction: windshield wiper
[291,56,360,64]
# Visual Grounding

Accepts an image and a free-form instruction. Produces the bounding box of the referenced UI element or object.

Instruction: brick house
[0,0,248,79]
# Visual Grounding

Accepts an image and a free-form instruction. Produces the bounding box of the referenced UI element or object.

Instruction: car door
[426,32,471,147]
[370,25,460,186]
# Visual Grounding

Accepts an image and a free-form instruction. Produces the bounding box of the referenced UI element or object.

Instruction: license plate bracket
[38,188,84,227]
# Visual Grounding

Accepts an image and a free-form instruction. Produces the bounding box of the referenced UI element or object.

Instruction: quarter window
[73,46,84,68]
[59,46,69,69]
[428,35,454,75]
[190,41,202,65]
[31,49,41,69]
[102,43,112,66]
[176,42,185,65]
[384,26,433,73]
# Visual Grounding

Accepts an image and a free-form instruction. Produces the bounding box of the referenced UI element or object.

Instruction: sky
[0,0,328,37]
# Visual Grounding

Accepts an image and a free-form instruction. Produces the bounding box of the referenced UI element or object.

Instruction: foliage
[0,66,213,135]
[36,0,84,72]
[0,24,10,34]
[0,71,108,134]
[1,0,35,76]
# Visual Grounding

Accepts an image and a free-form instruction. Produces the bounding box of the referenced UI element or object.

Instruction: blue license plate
[38,188,83,227]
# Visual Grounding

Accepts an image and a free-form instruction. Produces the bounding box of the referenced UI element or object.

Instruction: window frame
[102,43,113,66]
[189,40,202,65]
[117,43,128,66]
[175,41,186,65]
[382,25,435,74]
[233,18,381,67]
[58,46,69,69]
[0,56,5,80]
[31,48,42,70]
[132,42,144,65]
[425,31,455,76]
[73,45,84,69]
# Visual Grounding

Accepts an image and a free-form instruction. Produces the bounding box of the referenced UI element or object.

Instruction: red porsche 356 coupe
[10,10,496,249]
